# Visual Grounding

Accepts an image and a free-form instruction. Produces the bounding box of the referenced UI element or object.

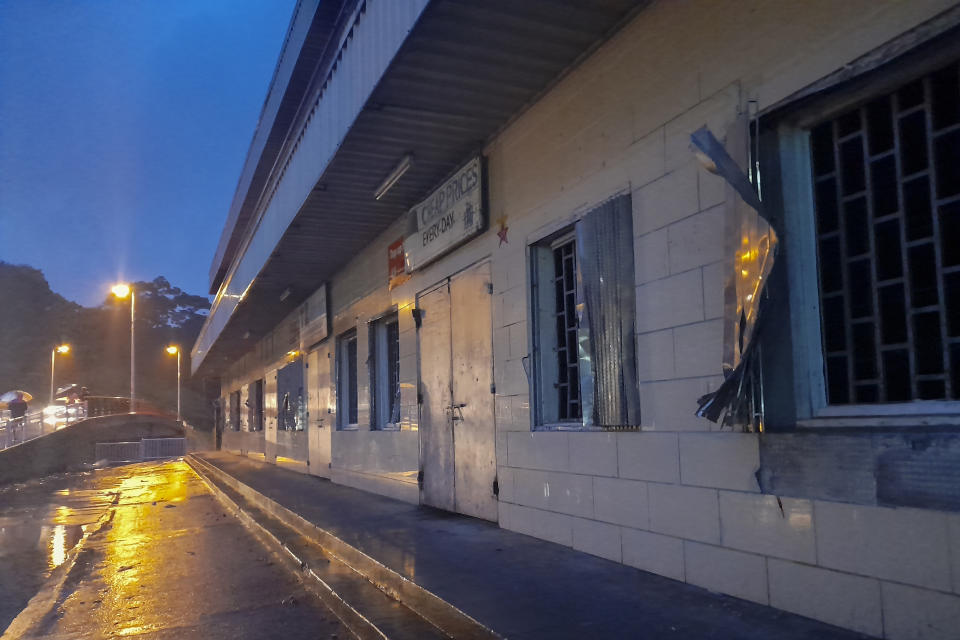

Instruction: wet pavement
[195,451,874,640]
[1,460,348,639]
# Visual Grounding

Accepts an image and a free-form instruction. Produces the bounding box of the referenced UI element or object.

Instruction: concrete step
[186,454,496,640]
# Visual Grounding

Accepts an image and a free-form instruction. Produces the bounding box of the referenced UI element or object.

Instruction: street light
[50,344,70,405]
[165,345,181,422]
[111,283,135,412]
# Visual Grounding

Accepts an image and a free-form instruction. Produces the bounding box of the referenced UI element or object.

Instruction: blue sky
[0,0,296,306]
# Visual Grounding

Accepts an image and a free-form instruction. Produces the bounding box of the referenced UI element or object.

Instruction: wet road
[1,461,348,639]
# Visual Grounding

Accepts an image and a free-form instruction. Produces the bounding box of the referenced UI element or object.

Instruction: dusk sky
[0,1,296,306]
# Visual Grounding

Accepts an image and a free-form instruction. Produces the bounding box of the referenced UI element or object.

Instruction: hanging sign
[404,156,484,271]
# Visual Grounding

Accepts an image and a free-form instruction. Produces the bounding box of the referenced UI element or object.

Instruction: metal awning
[195,0,646,378]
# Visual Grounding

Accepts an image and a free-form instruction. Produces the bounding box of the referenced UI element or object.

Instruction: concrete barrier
[0,414,185,485]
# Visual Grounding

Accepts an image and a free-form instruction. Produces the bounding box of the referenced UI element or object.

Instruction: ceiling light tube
[374,153,413,201]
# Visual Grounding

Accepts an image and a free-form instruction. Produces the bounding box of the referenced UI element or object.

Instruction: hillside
[0,262,215,428]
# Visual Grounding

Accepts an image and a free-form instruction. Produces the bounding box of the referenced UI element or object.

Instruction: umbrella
[0,390,33,403]
[55,384,80,399]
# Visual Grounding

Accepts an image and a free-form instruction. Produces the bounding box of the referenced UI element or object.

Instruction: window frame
[530,229,586,429]
[369,311,401,430]
[336,328,359,430]
[764,34,960,427]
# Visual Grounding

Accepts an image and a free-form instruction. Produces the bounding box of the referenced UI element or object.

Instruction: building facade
[193,2,960,637]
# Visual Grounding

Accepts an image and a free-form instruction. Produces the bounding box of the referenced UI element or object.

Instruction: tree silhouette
[0,263,215,428]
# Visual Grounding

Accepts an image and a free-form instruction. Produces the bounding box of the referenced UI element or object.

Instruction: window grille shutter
[576,193,641,427]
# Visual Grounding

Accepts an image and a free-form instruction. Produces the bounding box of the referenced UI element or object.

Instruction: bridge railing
[0,397,172,451]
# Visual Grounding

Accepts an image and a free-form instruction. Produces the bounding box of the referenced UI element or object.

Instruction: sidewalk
[193,451,871,640]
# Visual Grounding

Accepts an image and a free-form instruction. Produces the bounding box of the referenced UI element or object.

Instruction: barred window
[810,61,960,404]
[370,313,401,429]
[336,329,358,427]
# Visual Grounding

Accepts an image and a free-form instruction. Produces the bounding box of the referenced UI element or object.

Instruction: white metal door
[418,281,455,512]
[451,262,497,521]
[417,261,497,521]
[306,346,332,476]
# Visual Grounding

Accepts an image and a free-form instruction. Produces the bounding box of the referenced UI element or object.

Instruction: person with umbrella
[4,391,30,444]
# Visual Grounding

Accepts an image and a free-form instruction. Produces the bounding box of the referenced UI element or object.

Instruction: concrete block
[496,431,508,465]
[639,377,720,431]
[698,168,726,211]
[882,582,960,640]
[622,126,666,188]
[667,205,726,274]
[494,358,527,397]
[815,501,951,592]
[678,432,759,492]
[507,431,568,472]
[673,319,724,379]
[497,466,516,503]
[632,163,699,236]
[512,468,594,518]
[572,517,622,563]
[496,288,524,329]
[768,559,882,638]
[951,514,960,594]
[499,502,573,547]
[622,528,684,581]
[635,329,675,382]
[593,477,649,530]
[719,492,815,563]
[648,483,720,544]
[508,322,527,360]
[636,269,704,334]
[684,542,768,605]
[569,432,618,477]
[634,228,670,285]
[494,326,510,367]
[618,432,680,483]
[701,261,726,321]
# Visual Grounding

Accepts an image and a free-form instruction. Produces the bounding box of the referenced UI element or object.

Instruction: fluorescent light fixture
[374,153,413,201]
[279,287,291,302]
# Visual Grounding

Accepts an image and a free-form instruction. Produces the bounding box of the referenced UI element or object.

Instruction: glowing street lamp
[111,283,135,412]
[50,344,70,405]
[165,345,181,422]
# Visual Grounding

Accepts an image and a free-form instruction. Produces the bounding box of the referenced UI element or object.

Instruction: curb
[186,454,500,640]
[186,456,387,640]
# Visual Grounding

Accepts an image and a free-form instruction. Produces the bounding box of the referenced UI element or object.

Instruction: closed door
[306,346,332,476]
[417,261,497,521]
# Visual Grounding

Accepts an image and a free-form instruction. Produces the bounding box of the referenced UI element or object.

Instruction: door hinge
[493,477,499,497]
[490,383,496,394]
[417,469,424,489]
[417,392,423,405]
[486,282,493,294]
[412,307,423,329]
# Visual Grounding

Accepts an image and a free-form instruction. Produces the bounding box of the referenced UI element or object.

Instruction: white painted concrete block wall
[487,2,960,638]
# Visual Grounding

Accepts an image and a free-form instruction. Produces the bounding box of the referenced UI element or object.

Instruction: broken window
[369,313,401,429]
[530,194,640,428]
[810,61,960,404]
[336,328,358,428]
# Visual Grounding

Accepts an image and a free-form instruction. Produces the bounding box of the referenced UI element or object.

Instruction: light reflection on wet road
[1,461,347,639]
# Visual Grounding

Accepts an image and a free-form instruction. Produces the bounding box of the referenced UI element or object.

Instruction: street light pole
[111,284,135,413]
[50,344,70,405]
[176,348,181,422]
[166,345,181,422]
[130,290,135,413]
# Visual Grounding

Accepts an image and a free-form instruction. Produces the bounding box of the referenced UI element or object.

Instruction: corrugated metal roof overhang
[208,0,355,294]
[195,0,647,378]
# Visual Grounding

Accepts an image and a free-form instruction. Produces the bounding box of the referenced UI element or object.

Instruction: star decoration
[496,215,509,246]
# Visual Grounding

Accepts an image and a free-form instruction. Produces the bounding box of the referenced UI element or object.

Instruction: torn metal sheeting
[691,122,778,431]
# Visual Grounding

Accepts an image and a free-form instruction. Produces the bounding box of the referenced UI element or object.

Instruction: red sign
[388,239,405,278]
